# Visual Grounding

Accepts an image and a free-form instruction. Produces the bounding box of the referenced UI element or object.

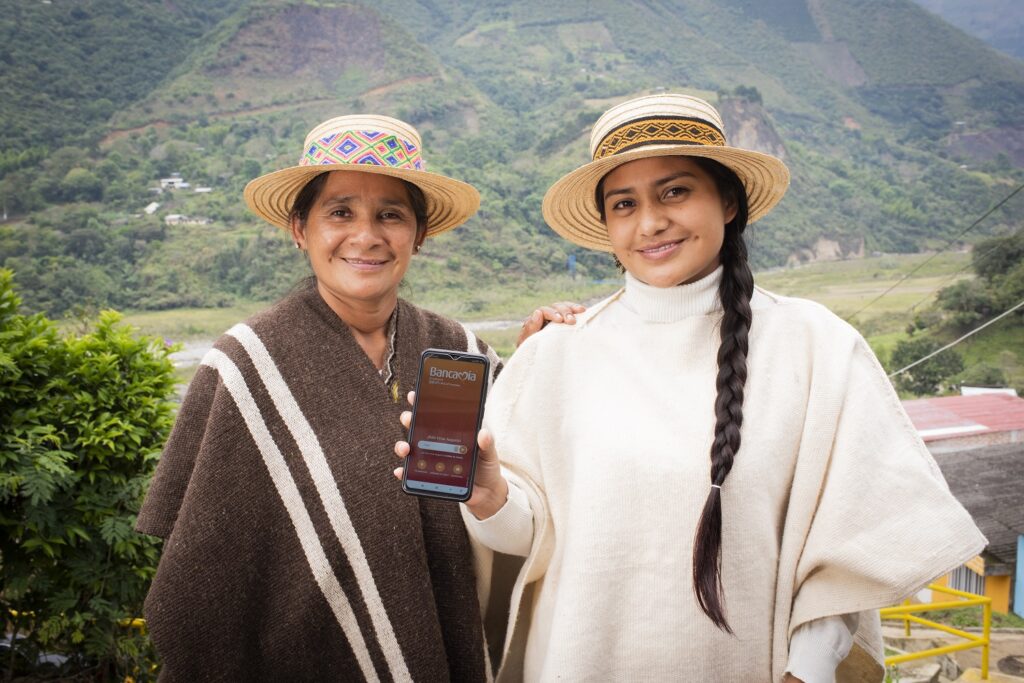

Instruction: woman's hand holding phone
[394,390,509,520]
[395,301,582,509]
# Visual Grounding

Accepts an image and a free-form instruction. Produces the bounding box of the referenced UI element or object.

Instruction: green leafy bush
[935,279,994,330]
[934,233,1024,330]
[0,269,175,680]
[972,232,1024,283]
[958,362,1008,388]
[890,336,964,396]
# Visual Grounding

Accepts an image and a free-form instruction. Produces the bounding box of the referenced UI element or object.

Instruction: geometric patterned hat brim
[541,143,790,253]
[243,164,481,238]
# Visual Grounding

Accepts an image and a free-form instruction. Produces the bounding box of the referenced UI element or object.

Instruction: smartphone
[401,348,490,502]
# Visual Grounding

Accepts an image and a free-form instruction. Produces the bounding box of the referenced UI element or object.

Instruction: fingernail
[566,314,575,322]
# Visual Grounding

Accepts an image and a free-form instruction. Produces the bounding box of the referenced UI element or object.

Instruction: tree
[60,168,103,202]
[973,232,1024,283]
[934,279,993,329]
[66,221,106,262]
[0,269,176,680]
[890,336,964,396]
[959,362,1008,388]
[934,233,1024,332]
[733,85,763,104]
[995,261,1024,309]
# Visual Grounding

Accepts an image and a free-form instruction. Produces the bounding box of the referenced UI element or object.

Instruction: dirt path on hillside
[101,98,339,145]
[101,75,437,146]
[360,75,434,99]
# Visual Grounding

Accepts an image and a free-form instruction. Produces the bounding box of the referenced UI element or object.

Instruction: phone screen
[402,350,489,500]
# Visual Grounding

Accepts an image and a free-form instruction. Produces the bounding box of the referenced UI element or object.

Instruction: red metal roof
[902,393,1024,442]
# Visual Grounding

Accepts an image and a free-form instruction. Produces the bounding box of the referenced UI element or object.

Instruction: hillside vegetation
[0,0,1021,326]
[912,0,1024,60]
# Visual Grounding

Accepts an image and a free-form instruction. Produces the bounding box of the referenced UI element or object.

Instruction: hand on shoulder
[516,301,586,347]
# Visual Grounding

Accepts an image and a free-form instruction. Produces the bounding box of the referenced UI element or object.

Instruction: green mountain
[0,0,246,157]
[911,0,1024,60]
[1,0,1022,317]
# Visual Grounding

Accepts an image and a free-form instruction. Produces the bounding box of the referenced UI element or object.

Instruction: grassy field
[472,326,522,361]
[115,252,1024,389]
[755,251,976,366]
[758,253,1023,388]
[119,301,270,342]
[755,252,974,322]
[957,323,1024,388]
[117,277,619,340]
[404,275,621,325]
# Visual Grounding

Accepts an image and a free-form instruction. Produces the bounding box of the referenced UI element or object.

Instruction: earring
[294,242,301,250]
[414,244,421,254]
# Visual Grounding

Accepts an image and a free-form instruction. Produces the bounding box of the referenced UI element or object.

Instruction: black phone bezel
[401,347,490,502]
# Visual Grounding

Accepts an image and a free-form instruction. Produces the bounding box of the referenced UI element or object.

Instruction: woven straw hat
[542,93,790,252]
[244,115,479,237]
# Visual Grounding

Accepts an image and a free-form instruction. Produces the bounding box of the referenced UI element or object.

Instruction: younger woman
[397,94,985,681]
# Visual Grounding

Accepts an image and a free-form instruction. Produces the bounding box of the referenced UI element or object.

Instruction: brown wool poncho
[137,280,498,682]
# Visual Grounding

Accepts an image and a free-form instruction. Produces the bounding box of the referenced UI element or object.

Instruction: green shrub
[959,362,1008,388]
[890,336,964,396]
[0,269,175,680]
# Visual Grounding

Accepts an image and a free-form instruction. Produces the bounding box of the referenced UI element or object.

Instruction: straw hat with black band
[542,93,791,252]
[245,114,480,236]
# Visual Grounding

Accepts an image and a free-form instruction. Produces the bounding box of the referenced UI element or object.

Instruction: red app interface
[408,357,486,490]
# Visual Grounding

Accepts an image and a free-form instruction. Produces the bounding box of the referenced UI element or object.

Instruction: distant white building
[165,214,212,226]
[160,173,191,190]
[144,202,160,215]
[194,187,213,194]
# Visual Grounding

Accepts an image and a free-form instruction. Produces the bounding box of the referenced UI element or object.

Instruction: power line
[846,182,1024,322]
[888,297,1024,378]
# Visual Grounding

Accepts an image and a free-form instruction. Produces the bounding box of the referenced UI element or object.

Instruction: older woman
[137,114,580,681]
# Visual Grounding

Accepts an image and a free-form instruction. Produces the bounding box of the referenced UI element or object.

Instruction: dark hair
[289,172,330,224]
[289,171,430,247]
[596,155,752,633]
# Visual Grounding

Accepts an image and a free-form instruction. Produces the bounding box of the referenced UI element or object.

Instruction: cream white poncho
[469,269,985,682]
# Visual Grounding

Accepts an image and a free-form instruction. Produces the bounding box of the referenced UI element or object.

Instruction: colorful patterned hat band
[301,130,425,171]
[243,114,480,236]
[592,116,726,160]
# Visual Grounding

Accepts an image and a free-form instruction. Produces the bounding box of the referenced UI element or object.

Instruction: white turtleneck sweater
[464,268,984,682]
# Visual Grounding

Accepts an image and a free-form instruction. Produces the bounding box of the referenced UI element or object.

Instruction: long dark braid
[594,157,754,632]
[690,157,753,633]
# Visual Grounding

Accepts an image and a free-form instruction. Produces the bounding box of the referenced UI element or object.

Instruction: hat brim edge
[243,164,481,237]
[541,145,791,252]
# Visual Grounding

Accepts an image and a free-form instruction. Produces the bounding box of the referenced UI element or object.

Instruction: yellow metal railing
[880,583,991,679]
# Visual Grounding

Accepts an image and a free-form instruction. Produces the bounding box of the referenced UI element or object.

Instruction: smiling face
[600,155,737,288]
[290,170,425,313]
